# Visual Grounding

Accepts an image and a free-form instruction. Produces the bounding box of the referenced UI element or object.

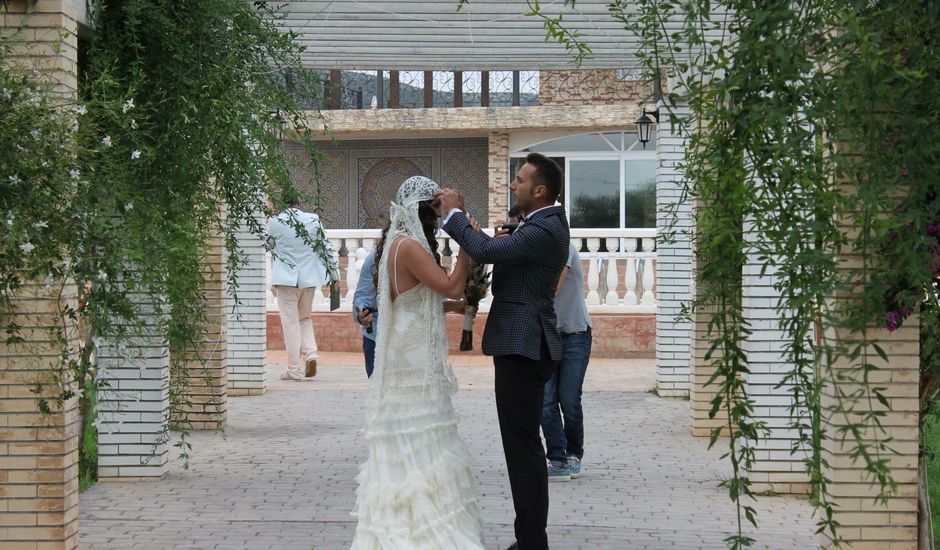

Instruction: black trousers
[494,352,558,550]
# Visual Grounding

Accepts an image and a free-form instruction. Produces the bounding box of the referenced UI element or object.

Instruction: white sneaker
[280,367,303,381]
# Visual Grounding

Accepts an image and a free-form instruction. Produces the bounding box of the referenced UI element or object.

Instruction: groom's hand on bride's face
[433,188,464,215]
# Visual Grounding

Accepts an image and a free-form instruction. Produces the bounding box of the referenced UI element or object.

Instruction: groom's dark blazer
[443,206,570,361]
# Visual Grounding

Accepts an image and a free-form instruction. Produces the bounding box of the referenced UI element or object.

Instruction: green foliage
[535,0,939,547]
[925,411,940,548]
[2,0,326,487]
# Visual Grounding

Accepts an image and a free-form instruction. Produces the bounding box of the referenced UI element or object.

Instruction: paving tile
[79,354,816,550]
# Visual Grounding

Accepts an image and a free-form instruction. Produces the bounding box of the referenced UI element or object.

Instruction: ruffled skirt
[350,390,485,550]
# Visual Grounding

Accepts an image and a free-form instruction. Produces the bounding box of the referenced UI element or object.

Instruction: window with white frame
[510,131,656,229]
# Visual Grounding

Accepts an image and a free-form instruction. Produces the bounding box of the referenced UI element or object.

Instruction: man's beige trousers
[275,286,319,369]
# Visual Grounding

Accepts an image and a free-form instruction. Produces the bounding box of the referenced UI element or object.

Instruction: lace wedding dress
[350,177,485,550]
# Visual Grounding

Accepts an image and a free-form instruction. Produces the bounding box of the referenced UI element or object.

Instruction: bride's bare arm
[397,239,470,299]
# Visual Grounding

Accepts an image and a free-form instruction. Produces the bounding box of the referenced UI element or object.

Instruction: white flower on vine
[30,129,40,138]
[101,135,112,148]
[1,88,11,100]
[71,118,79,132]
[8,175,19,185]
[130,119,138,130]
[34,220,48,229]
[19,242,35,254]
[76,104,87,116]
[97,270,108,281]
[69,169,81,180]
[125,201,134,211]
[122,98,134,113]
[131,150,141,160]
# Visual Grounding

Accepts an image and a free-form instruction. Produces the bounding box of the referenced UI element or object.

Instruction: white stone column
[96,301,170,481]
[655,102,693,396]
[226,212,268,396]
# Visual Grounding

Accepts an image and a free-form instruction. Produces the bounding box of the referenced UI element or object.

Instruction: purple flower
[884,311,901,332]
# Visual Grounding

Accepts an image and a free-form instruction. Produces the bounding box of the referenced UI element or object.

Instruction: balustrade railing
[265,229,656,315]
[287,68,643,110]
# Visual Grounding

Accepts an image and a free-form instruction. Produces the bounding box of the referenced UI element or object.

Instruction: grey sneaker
[547,460,571,482]
[567,456,582,479]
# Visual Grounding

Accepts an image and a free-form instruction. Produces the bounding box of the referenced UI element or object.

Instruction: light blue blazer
[267,208,335,288]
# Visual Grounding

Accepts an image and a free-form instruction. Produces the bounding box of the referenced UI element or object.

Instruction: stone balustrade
[265,228,657,314]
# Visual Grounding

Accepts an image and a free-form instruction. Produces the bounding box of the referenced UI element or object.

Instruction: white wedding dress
[350,178,485,550]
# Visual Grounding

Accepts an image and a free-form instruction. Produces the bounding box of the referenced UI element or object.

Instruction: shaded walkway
[79,353,816,549]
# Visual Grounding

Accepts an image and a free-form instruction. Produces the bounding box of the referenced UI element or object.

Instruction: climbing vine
[521,0,940,546]
[2,0,326,488]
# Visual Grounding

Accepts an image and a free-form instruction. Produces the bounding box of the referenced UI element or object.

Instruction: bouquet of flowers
[459,257,491,351]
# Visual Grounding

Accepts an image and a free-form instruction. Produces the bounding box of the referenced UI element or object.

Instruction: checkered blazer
[444,206,570,361]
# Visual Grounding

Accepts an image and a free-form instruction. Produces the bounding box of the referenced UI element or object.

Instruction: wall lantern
[636,108,659,149]
[267,108,286,141]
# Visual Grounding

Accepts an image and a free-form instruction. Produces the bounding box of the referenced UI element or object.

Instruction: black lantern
[267,108,286,141]
[636,108,659,149]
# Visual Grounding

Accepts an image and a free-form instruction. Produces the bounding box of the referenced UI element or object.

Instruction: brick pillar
[2,0,80,95]
[689,285,729,437]
[172,232,228,430]
[1,1,81,547]
[654,102,693,397]
[741,225,810,494]
[486,131,510,226]
[96,298,169,481]
[0,284,80,548]
[227,210,267,397]
[819,302,920,545]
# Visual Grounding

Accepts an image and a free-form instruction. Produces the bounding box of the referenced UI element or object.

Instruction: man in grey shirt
[542,242,592,481]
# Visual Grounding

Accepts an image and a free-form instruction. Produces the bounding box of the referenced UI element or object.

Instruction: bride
[350,176,485,550]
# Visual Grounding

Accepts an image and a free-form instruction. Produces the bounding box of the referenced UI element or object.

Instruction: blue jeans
[363,336,376,378]
[541,327,591,463]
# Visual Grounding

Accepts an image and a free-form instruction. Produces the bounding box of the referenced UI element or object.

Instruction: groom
[435,152,569,550]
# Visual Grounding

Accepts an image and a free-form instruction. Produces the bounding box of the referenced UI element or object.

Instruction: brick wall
[487,132,510,225]
[539,70,650,106]
[268,312,655,359]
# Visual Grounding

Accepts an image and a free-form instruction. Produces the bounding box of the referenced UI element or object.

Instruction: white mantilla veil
[367,176,455,420]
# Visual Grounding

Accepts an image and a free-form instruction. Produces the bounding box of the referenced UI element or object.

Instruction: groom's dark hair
[526,152,562,202]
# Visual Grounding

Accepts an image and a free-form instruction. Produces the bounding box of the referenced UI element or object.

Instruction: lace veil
[367,176,448,418]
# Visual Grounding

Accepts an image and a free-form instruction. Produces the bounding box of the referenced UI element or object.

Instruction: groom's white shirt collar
[520,204,555,220]
[442,203,557,226]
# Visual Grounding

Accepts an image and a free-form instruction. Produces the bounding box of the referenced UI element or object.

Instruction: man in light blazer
[435,152,569,550]
[268,193,337,381]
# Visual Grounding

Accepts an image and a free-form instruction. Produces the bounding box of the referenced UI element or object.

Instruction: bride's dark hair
[372,199,442,289]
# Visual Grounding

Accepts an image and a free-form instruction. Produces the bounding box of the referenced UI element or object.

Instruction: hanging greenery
[1,0,326,488]
[521,0,940,546]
